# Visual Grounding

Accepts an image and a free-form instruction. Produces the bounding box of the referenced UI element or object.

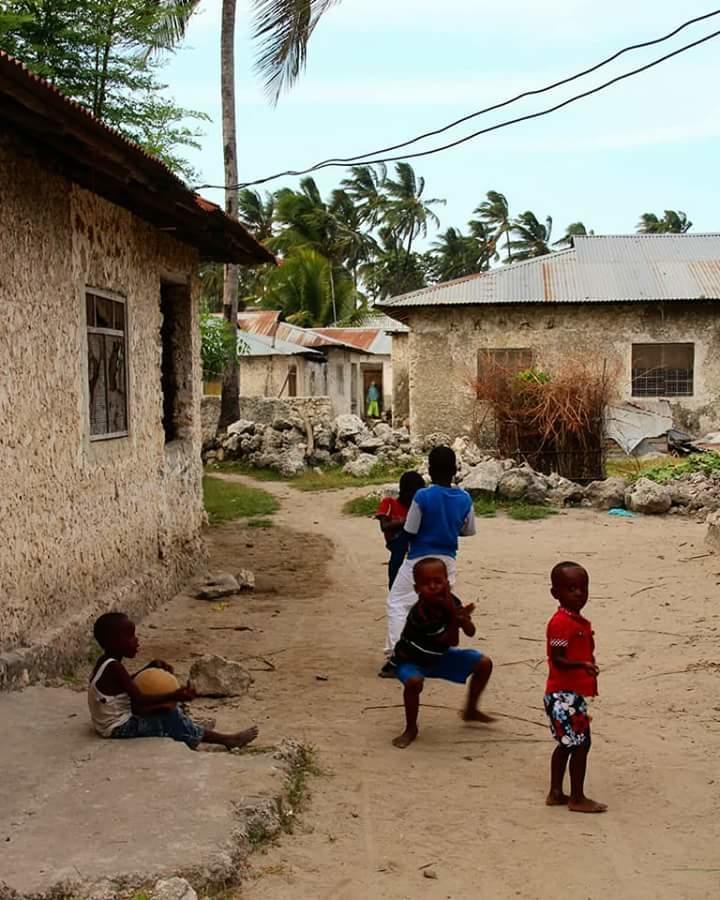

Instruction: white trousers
[384,554,458,655]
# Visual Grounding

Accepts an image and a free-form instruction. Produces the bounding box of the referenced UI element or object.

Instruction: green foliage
[635,453,720,484]
[0,0,206,180]
[637,210,692,234]
[342,494,381,517]
[202,476,279,524]
[472,496,558,521]
[200,308,244,378]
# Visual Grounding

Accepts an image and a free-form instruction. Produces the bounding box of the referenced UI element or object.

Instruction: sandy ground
[148,476,720,900]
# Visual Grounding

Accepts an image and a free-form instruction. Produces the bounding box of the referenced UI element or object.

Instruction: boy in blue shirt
[380,445,476,676]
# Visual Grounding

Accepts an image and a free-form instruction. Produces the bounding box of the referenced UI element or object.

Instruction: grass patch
[203,475,279,525]
[280,744,322,833]
[473,495,558,521]
[631,452,720,484]
[605,455,686,481]
[210,461,420,492]
[342,494,381,517]
[247,517,274,529]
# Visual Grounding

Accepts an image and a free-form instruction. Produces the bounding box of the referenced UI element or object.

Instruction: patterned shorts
[543,692,591,750]
[111,707,205,749]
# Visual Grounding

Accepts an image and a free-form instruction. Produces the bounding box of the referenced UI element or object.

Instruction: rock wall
[404,303,720,441]
[202,395,334,438]
[0,135,205,687]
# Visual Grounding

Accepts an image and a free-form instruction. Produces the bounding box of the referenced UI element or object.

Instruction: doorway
[362,367,383,419]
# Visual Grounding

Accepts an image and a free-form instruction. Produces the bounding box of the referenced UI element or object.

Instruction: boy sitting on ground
[391,557,493,748]
[88,611,258,750]
[544,561,606,813]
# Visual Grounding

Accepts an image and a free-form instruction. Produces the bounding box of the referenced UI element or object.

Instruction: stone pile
[204,411,419,478]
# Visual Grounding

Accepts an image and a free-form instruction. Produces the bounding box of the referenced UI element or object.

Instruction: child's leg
[461,656,494,723]
[384,559,417,655]
[547,745,571,805]
[393,676,423,748]
[201,725,259,750]
[567,742,606,813]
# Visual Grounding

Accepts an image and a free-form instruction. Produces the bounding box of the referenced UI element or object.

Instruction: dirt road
[147,476,720,900]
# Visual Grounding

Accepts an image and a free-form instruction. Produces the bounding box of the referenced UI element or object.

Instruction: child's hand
[149,659,174,673]
[174,683,197,702]
[584,662,600,676]
[457,603,476,622]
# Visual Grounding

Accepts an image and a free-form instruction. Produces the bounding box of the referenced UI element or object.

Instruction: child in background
[376,471,425,590]
[544,561,606,813]
[380,446,475,676]
[88,612,258,750]
[391,557,493,748]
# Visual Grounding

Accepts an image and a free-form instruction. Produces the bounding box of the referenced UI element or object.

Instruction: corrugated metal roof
[379,234,720,310]
[237,329,322,358]
[237,310,282,337]
[0,51,274,265]
[358,311,410,334]
[313,327,390,354]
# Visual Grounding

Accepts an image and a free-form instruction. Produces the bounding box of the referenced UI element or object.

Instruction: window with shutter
[86,290,128,440]
[631,343,694,397]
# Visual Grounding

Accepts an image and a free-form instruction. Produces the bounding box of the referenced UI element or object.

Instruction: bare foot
[226,726,259,749]
[461,710,496,723]
[545,791,570,806]
[392,728,418,749]
[568,797,607,813]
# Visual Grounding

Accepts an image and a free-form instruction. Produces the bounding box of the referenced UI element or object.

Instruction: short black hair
[551,561,586,588]
[413,557,447,579]
[428,446,457,481]
[93,611,129,650]
[398,470,425,506]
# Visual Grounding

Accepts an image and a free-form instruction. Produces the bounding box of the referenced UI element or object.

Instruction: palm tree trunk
[219,0,241,430]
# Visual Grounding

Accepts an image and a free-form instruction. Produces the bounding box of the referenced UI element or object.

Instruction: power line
[194,16,720,192]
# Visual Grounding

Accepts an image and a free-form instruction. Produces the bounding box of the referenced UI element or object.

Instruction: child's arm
[549,646,599,676]
[457,602,476,637]
[101,660,196,710]
[403,498,422,536]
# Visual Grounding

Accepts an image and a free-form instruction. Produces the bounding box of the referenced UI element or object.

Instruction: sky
[163,1,720,244]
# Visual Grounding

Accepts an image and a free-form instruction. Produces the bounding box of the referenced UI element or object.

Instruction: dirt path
[148,477,720,900]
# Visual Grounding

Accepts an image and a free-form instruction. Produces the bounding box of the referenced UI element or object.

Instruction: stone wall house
[379,234,720,443]
[227,310,394,417]
[0,53,272,687]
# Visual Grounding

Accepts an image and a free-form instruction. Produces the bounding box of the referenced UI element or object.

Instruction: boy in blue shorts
[380,445,475,676]
[391,557,493,748]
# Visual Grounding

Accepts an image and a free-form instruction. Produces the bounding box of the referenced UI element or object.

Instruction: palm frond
[251,0,339,103]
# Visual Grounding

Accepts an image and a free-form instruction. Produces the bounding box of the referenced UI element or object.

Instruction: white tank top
[88,658,133,737]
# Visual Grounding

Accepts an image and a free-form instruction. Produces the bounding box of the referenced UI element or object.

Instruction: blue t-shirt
[404,485,475,560]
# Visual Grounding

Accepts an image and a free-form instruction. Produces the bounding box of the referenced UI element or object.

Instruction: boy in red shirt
[544,561,606,813]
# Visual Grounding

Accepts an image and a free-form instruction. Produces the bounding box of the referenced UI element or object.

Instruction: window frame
[86,288,130,442]
[477,348,535,383]
[631,342,695,399]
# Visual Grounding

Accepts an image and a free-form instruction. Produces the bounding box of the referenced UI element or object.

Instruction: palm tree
[238,189,276,241]
[360,228,429,301]
[262,247,358,326]
[509,211,553,260]
[637,210,692,234]
[341,164,388,227]
[474,191,513,264]
[554,221,592,249]
[430,227,492,282]
[383,162,445,267]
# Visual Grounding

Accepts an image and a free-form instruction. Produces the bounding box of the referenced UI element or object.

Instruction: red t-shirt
[375,497,408,522]
[545,607,597,697]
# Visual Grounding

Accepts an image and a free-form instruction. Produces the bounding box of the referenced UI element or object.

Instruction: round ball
[134,667,179,710]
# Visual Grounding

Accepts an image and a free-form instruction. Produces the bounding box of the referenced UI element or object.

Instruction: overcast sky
[164,1,720,243]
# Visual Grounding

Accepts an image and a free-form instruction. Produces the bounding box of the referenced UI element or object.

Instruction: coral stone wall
[0,135,205,687]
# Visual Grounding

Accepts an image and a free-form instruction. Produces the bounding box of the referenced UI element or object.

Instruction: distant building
[0,52,271,686]
[220,310,397,419]
[379,234,720,442]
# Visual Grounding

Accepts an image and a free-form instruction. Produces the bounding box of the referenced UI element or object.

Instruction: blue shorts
[396,648,483,685]
[111,707,205,749]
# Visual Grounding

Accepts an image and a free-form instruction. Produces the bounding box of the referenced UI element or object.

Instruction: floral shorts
[543,692,591,751]
[111,707,205,749]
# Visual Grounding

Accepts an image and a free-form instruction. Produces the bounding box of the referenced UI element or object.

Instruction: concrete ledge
[0,687,304,899]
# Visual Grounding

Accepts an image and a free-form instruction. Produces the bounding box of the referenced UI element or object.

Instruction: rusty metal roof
[236,310,283,337]
[0,51,274,265]
[313,327,390,354]
[379,234,720,314]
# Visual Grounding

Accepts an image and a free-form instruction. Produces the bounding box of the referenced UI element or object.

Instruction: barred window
[478,348,534,381]
[86,290,128,439]
[631,343,694,398]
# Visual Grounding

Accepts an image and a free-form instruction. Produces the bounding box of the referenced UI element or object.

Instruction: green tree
[430,227,491,282]
[0,0,206,179]
[509,211,553,260]
[261,247,359,326]
[238,188,276,241]
[554,221,592,249]
[383,162,445,265]
[360,228,429,301]
[341,164,388,227]
[637,210,692,234]
[474,190,514,264]
[200,308,239,379]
